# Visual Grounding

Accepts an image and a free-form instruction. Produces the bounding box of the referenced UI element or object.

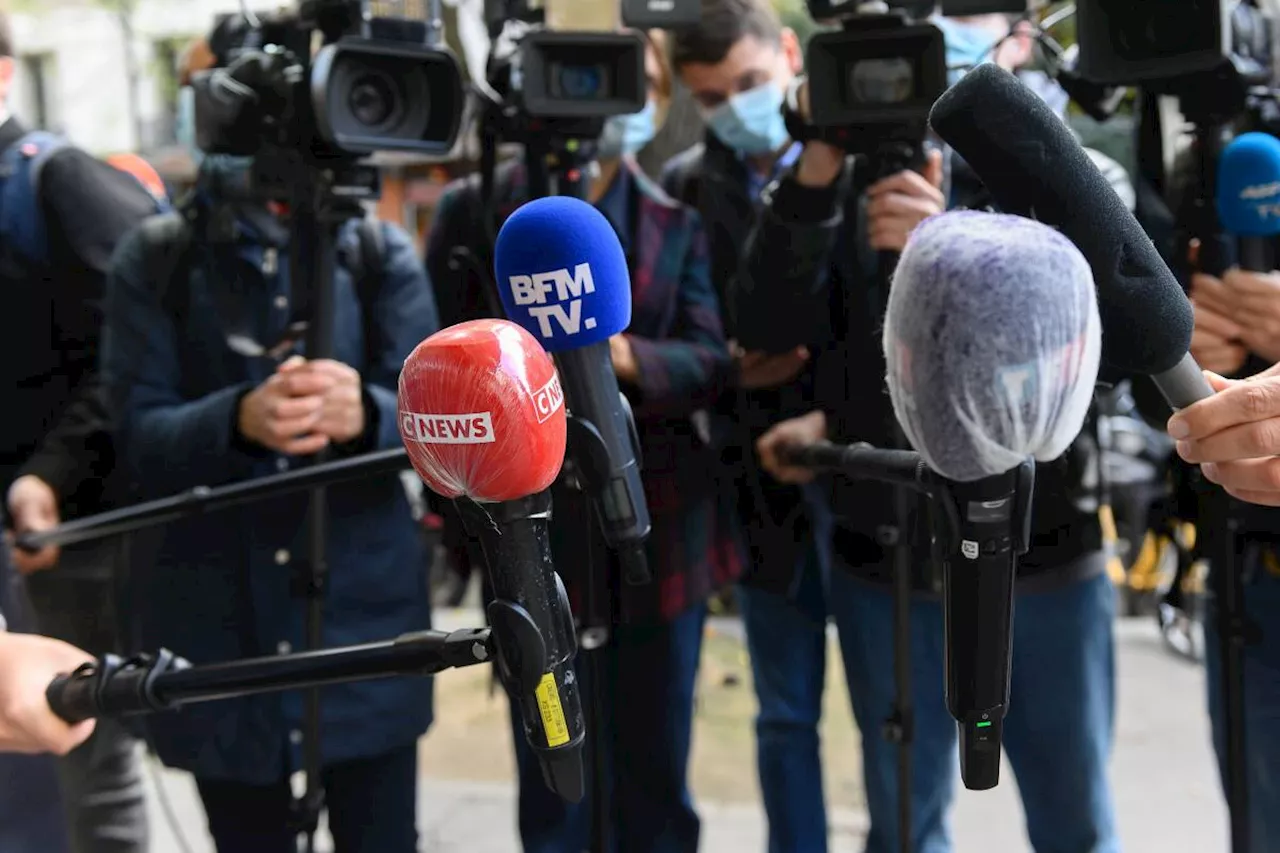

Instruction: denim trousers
[741,547,1120,853]
[1204,546,1280,851]
[508,603,708,853]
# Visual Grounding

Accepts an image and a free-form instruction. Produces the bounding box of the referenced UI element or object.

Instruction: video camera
[191,0,465,162]
[482,0,670,125]
[1073,0,1277,124]
[799,1,1025,150]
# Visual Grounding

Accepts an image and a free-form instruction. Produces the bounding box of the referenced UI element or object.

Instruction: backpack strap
[0,131,71,268]
[353,217,387,371]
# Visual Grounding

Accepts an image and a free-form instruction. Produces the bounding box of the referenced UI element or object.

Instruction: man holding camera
[666,3,1122,851]
[100,35,441,850]
[662,3,943,851]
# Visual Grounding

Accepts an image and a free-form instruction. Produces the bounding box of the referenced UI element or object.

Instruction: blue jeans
[196,743,420,853]
[743,556,1118,853]
[508,603,708,853]
[1205,550,1280,849]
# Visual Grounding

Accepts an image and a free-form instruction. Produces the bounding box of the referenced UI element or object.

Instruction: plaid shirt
[425,157,745,625]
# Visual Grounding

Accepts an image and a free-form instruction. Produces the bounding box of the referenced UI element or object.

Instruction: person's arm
[341,222,442,455]
[0,631,95,756]
[17,150,156,501]
[615,218,732,418]
[102,228,266,496]
[732,142,850,353]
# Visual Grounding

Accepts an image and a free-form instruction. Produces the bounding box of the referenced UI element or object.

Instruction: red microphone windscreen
[398,319,567,503]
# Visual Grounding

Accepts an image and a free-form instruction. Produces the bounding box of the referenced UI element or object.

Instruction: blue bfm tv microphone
[495,196,652,583]
[1217,131,1280,274]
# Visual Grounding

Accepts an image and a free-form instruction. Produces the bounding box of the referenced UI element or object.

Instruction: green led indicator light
[976,721,993,729]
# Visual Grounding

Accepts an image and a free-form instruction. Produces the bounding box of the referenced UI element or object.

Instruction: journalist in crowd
[427,29,739,853]
[99,31,441,853]
[0,9,159,852]
[689,4,1122,851]
[1167,264,1280,845]
[662,4,996,852]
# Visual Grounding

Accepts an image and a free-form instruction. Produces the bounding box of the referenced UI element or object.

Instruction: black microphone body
[455,490,586,802]
[555,342,651,584]
[939,462,1034,790]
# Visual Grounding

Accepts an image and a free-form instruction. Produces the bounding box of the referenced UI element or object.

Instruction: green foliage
[771,0,819,49]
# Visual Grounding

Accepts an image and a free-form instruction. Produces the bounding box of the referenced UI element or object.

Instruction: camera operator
[99,33,442,852]
[426,30,739,852]
[0,8,160,852]
[662,3,950,850]
[692,4,1122,851]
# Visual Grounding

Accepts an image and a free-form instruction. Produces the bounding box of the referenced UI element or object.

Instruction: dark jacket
[102,193,438,784]
[733,150,1103,588]
[662,137,845,593]
[0,118,156,520]
[426,157,742,624]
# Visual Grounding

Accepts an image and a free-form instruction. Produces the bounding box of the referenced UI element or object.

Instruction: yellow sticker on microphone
[535,672,570,747]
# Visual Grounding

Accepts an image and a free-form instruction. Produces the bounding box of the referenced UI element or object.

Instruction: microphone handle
[940,462,1033,791]
[1239,236,1275,274]
[455,491,586,802]
[554,342,652,581]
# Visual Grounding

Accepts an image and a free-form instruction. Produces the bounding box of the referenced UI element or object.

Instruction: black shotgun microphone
[883,210,1102,790]
[929,64,1211,410]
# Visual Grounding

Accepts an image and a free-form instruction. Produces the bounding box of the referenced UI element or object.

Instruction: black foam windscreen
[928,64,1193,376]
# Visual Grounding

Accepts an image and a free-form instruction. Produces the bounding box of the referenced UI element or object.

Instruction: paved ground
[146,613,1227,852]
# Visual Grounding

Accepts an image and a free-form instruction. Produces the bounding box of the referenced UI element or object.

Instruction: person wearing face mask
[426,29,739,853]
[662,3,940,851]
[705,2,1123,851]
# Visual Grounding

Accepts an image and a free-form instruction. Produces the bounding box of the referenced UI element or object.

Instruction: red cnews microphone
[398,318,584,802]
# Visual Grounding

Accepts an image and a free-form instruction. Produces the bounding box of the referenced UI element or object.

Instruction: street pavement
[147,614,1227,852]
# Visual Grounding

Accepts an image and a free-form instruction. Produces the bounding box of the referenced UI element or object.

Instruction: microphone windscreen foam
[884,211,1102,482]
[494,196,632,352]
[1217,132,1280,238]
[929,64,1191,377]
[398,319,567,503]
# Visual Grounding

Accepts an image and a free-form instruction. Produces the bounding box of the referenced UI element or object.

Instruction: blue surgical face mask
[596,100,658,161]
[176,86,203,167]
[932,16,1002,85]
[704,81,789,156]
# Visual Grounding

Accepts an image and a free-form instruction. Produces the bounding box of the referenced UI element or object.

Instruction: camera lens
[348,72,397,127]
[849,58,915,105]
[554,62,608,100]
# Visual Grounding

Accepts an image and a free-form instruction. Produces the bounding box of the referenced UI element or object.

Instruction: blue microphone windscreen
[1217,132,1280,238]
[494,196,632,351]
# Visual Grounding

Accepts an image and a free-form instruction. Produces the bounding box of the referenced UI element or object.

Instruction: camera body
[517,31,648,119]
[1075,0,1276,121]
[192,0,465,160]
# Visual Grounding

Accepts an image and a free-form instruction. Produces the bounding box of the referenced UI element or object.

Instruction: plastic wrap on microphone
[398,318,568,503]
[883,211,1102,482]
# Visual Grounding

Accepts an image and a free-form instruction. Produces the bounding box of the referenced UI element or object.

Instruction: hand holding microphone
[398,318,585,802]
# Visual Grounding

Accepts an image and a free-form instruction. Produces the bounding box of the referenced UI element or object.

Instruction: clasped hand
[238,356,365,455]
[1190,269,1280,372]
